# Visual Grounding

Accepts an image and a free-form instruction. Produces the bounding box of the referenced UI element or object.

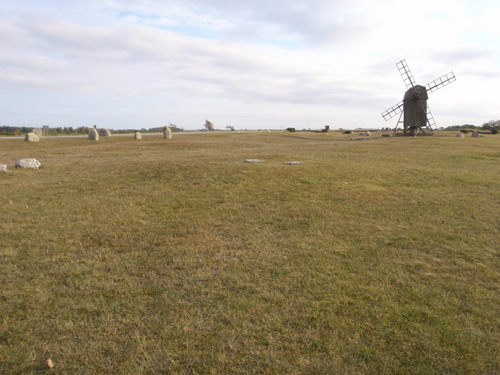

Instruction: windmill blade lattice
[397,60,416,89]
[381,101,403,121]
[425,72,456,93]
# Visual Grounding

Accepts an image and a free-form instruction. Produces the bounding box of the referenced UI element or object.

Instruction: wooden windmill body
[382,60,456,136]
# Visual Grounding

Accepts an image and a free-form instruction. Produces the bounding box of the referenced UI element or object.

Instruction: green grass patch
[1,132,499,374]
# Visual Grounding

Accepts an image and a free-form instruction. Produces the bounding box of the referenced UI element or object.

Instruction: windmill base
[394,132,434,137]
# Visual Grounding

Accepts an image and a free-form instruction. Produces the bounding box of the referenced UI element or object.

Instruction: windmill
[381,60,456,136]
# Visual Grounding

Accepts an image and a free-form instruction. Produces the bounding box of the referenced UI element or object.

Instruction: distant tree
[285,127,296,132]
[482,120,500,132]
[226,125,235,131]
[205,119,214,131]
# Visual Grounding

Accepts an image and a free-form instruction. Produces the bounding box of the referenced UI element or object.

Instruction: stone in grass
[285,161,302,165]
[163,126,172,139]
[471,131,479,138]
[382,132,391,137]
[88,128,99,140]
[245,159,261,163]
[15,159,41,169]
[32,128,43,138]
[24,132,40,142]
[456,133,465,138]
[0,164,8,173]
[134,132,142,140]
[98,128,111,137]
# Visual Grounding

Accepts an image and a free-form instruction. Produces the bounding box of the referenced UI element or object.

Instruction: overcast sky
[0,0,498,130]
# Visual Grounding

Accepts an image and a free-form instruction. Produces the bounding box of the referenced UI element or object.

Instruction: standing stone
[471,131,479,138]
[24,132,40,142]
[134,132,142,140]
[98,128,111,137]
[15,159,41,169]
[88,128,99,140]
[0,164,8,173]
[163,126,172,139]
[456,133,465,138]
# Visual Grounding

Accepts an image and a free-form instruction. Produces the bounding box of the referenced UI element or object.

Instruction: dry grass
[1,131,499,374]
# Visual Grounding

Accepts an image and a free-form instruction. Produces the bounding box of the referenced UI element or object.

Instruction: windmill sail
[381,101,404,121]
[425,72,456,93]
[397,60,416,89]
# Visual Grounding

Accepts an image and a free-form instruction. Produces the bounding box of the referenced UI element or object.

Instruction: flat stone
[15,159,41,169]
[285,161,302,165]
[245,159,261,163]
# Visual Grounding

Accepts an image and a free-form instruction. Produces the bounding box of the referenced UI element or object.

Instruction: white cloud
[0,0,498,129]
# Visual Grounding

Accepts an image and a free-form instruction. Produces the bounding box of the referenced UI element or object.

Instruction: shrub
[460,129,470,134]
[492,129,498,134]
[343,130,352,134]
[285,127,296,132]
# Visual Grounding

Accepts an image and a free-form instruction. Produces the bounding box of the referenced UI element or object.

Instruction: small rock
[46,358,54,369]
[0,164,8,173]
[382,132,391,137]
[285,161,302,165]
[245,159,261,163]
[15,159,41,169]
[24,132,40,142]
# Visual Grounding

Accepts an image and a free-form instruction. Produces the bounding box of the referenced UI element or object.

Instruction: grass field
[1,131,499,374]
